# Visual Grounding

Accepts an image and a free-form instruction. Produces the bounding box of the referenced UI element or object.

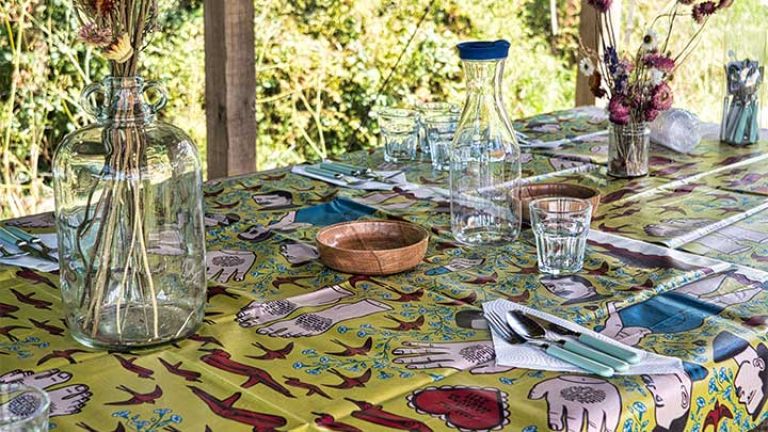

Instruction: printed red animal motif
[407,386,509,431]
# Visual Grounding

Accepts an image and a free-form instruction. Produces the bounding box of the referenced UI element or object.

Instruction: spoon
[505,310,615,377]
[510,311,629,372]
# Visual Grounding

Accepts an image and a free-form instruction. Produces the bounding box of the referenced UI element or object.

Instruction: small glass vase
[607,122,650,178]
[52,76,207,350]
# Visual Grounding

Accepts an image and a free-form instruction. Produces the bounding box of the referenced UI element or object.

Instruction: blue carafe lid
[456,40,510,60]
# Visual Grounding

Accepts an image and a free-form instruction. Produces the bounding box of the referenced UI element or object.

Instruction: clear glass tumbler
[424,113,459,171]
[529,197,592,275]
[0,384,50,432]
[376,107,418,163]
[416,102,460,160]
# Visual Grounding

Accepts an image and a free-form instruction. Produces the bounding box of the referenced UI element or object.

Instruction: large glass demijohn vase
[450,40,522,245]
[52,77,207,349]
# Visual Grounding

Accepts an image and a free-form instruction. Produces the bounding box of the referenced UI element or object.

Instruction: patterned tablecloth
[5,107,768,432]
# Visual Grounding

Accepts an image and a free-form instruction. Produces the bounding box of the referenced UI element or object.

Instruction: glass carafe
[52,77,207,349]
[450,40,522,245]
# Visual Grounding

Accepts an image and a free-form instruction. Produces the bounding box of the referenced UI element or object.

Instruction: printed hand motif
[0,369,92,417]
[529,375,621,432]
[392,340,512,374]
[257,300,391,338]
[236,285,352,327]
[206,250,256,283]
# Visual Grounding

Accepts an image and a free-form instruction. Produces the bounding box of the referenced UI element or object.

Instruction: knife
[0,226,58,263]
[521,311,641,364]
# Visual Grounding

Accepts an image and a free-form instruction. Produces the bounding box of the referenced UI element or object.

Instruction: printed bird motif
[742,315,768,327]
[158,357,202,382]
[325,337,373,357]
[601,187,640,204]
[10,288,52,310]
[383,285,424,302]
[200,349,294,397]
[211,200,241,210]
[0,302,19,319]
[586,261,610,276]
[106,384,163,406]
[437,291,477,306]
[284,377,332,399]
[260,173,287,182]
[16,269,57,289]
[707,192,739,203]
[435,240,461,251]
[646,183,704,203]
[113,354,155,379]
[728,173,768,188]
[492,289,530,304]
[29,318,65,336]
[271,276,312,290]
[657,205,687,216]
[704,400,733,431]
[597,222,634,234]
[313,412,362,432]
[189,333,224,347]
[323,368,372,389]
[247,342,294,360]
[189,386,287,432]
[37,349,88,366]
[207,285,240,302]
[751,252,768,263]
[713,206,745,216]
[345,398,432,432]
[465,271,498,285]
[237,180,266,191]
[0,325,29,342]
[309,190,339,204]
[204,188,225,198]
[383,315,425,331]
[347,275,386,289]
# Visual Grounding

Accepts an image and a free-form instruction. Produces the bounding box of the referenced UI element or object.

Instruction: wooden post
[575,3,598,107]
[204,0,257,179]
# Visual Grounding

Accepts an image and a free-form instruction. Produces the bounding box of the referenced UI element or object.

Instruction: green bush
[3,0,763,219]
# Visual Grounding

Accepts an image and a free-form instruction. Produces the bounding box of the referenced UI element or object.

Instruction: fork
[484,309,614,377]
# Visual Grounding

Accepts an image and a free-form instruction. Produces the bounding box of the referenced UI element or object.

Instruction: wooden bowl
[316,220,429,275]
[515,183,600,222]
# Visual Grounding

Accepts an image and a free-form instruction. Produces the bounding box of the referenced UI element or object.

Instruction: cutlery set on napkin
[0,225,59,272]
[482,299,683,377]
[292,161,406,190]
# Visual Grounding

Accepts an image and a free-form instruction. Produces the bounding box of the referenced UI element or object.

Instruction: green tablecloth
[4,107,768,431]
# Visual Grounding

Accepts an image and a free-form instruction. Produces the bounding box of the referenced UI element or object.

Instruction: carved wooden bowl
[316,220,429,275]
[516,183,600,222]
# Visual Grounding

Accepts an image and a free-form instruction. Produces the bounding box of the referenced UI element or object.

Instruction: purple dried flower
[609,95,631,125]
[587,0,613,12]
[642,53,676,72]
[692,1,717,23]
[651,82,674,111]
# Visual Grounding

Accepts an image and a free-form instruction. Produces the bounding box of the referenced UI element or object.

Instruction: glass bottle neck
[462,59,505,98]
[103,77,153,126]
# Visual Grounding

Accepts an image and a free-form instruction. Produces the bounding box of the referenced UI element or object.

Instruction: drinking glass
[0,384,50,432]
[423,113,459,171]
[375,107,418,163]
[529,197,592,274]
[416,102,460,160]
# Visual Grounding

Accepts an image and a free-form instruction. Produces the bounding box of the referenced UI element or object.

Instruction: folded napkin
[291,165,407,191]
[483,299,684,375]
[0,233,59,272]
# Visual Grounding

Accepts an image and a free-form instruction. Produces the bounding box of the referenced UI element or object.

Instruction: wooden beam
[204,0,257,179]
[575,3,598,107]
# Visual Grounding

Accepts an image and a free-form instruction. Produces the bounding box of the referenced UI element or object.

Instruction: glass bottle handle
[80,82,107,119]
[143,81,168,114]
